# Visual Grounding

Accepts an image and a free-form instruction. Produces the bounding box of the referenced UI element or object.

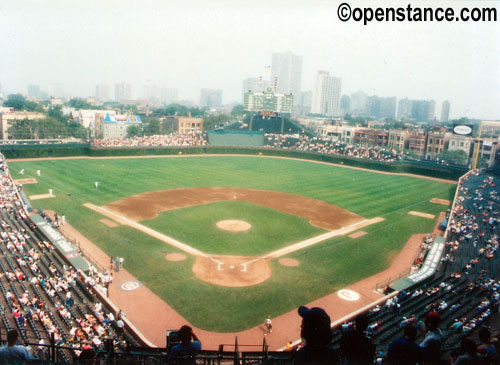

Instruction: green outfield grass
[142,201,325,256]
[9,156,456,331]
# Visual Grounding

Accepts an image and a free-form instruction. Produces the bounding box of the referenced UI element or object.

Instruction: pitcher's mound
[216,220,251,232]
[279,258,299,267]
[166,253,187,262]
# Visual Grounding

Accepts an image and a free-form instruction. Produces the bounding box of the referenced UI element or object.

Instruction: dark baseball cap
[298,306,331,327]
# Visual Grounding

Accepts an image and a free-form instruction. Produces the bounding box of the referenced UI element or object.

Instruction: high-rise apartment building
[441,100,450,122]
[428,100,436,121]
[397,98,412,120]
[340,95,351,115]
[311,71,342,117]
[297,91,313,115]
[143,84,159,101]
[159,87,178,105]
[350,91,369,116]
[368,96,397,119]
[95,84,111,102]
[115,82,132,101]
[200,88,222,108]
[397,98,435,122]
[271,51,302,102]
[50,83,65,98]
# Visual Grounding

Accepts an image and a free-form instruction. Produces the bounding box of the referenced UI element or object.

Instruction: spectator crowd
[91,131,208,148]
[265,133,402,162]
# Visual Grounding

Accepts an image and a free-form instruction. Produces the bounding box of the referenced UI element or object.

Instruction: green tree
[143,117,161,135]
[8,119,37,139]
[4,94,27,110]
[437,150,468,165]
[126,125,142,138]
[3,94,42,111]
[68,98,93,109]
[476,156,489,168]
[231,104,245,116]
[203,114,231,130]
[385,120,406,130]
[68,121,89,139]
[47,106,66,123]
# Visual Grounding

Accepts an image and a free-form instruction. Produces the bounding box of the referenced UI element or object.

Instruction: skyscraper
[427,100,436,121]
[143,84,159,101]
[441,100,450,122]
[350,91,369,116]
[368,96,397,119]
[95,84,111,102]
[397,98,412,120]
[340,95,351,115]
[271,51,302,101]
[50,83,65,98]
[200,88,222,108]
[159,87,178,105]
[297,91,313,115]
[115,82,132,101]
[311,71,342,117]
[242,77,268,102]
[28,85,41,99]
[397,98,435,122]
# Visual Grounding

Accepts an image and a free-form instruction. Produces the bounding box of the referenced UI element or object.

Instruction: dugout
[207,130,265,147]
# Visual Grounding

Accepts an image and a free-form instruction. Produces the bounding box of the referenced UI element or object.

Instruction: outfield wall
[0,145,467,180]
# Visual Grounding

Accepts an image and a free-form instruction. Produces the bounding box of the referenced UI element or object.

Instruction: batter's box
[193,255,271,287]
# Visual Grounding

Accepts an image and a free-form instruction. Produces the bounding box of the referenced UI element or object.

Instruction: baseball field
[8,155,456,332]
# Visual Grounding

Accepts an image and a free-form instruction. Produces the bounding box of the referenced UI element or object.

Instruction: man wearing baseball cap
[293,306,339,364]
[419,311,444,364]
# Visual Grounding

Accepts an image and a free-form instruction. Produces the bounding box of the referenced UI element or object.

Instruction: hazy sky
[1,0,499,119]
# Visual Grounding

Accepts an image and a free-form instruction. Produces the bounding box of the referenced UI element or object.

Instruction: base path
[29,193,55,200]
[13,178,38,184]
[103,187,362,231]
[408,211,435,219]
[56,211,446,350]
[86,201,383,287]
[430,198,451,205]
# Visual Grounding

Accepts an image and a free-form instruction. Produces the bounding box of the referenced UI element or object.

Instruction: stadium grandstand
[0,145,496,363]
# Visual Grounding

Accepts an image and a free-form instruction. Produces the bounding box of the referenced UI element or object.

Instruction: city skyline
[0,0,498,120]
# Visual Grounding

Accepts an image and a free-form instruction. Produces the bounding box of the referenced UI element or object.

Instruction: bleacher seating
[0,153,497,364]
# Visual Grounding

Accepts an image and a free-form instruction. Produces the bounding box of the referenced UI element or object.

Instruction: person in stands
[451,337,481,365]
[477,327,497,364]
[339,313,374,364]
[419,312,444,364]
[167,325,201,364]
[0,329,36,363]
[386,324,422,364]
[293,306,339,364]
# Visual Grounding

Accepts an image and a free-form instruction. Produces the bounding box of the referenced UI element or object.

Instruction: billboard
[244,87,293,114]
[452,124,473,136]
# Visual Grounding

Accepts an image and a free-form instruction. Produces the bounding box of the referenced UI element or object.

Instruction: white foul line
[84,203,223,264]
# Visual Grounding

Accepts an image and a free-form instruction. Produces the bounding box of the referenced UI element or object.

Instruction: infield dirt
[104,187,362,231]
